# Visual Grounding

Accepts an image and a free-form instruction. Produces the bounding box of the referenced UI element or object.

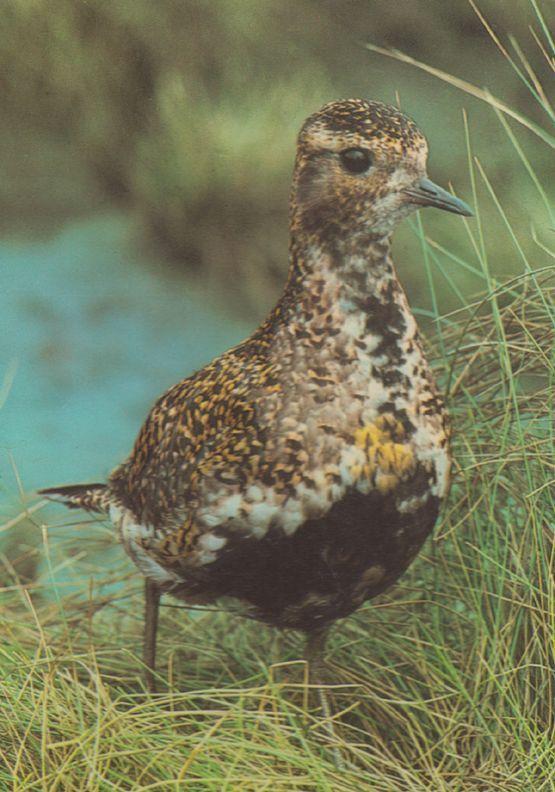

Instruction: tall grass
[1,3,554,789]
[1,258,552,789]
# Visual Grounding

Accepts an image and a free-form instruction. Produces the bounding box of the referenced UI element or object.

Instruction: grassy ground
[1,3,554,790]
[1,261,553,790]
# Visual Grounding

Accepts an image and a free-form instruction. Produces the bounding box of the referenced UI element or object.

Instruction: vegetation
[1,262,553,789]
[1,0,553,310]
[1,1,554,789]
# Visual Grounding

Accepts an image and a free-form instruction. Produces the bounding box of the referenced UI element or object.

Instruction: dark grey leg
[304,627,345,770]
[304,627,330,671]
[144,578,161,693]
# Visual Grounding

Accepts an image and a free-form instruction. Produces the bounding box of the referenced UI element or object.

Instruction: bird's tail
[38,482,110,513]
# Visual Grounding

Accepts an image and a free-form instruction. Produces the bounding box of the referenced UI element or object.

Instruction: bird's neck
[290,226,393,284]
[269,228,405,333]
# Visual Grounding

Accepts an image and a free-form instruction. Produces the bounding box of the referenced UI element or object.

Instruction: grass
[1,259,553,790]
[1,2,554,789]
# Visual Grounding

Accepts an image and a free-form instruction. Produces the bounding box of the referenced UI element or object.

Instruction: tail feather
[38,482,110,513]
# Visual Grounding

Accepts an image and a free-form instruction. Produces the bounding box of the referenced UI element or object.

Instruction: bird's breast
[190,333,450,562]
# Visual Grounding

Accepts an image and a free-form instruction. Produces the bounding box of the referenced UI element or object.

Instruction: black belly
[171,488,440,632]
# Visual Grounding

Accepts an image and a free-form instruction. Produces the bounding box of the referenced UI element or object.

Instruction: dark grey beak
[403,177,473,217]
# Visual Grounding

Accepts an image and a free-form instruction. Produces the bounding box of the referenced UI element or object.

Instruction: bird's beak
[403,177,473,217]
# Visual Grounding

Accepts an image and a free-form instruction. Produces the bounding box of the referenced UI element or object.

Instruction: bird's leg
[304,627,331,719]
[304,627,345,770]
[304,626,329,672]
[143,578,161,693]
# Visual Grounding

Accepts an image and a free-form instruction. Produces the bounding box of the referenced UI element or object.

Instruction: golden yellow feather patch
[352,414,416,493]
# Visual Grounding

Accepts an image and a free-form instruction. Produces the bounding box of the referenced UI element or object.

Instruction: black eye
[340,148,372,174]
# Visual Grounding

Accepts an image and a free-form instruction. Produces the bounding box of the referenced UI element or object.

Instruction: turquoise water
[0,214,251,506]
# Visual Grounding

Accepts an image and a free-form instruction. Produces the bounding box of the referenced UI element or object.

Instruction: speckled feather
[42,99,451,632]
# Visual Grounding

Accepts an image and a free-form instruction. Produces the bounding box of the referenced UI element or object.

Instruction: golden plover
[41,98,472,694]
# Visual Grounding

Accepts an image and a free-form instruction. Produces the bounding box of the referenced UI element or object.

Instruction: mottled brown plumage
[41,99,471,684]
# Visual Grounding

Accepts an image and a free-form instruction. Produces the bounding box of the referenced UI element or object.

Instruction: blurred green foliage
[1,0,553,311]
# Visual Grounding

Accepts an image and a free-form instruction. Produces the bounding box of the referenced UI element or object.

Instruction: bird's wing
[109,340,281,534]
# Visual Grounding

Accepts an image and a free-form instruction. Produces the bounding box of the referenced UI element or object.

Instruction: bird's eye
[339,148,373,174]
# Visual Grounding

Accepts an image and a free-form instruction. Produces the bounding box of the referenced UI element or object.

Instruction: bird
[40,98,472,699]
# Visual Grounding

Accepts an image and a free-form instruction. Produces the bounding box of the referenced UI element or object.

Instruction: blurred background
[0,0,553,507]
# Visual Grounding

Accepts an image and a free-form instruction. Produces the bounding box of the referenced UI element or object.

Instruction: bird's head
[292,98,472,240]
